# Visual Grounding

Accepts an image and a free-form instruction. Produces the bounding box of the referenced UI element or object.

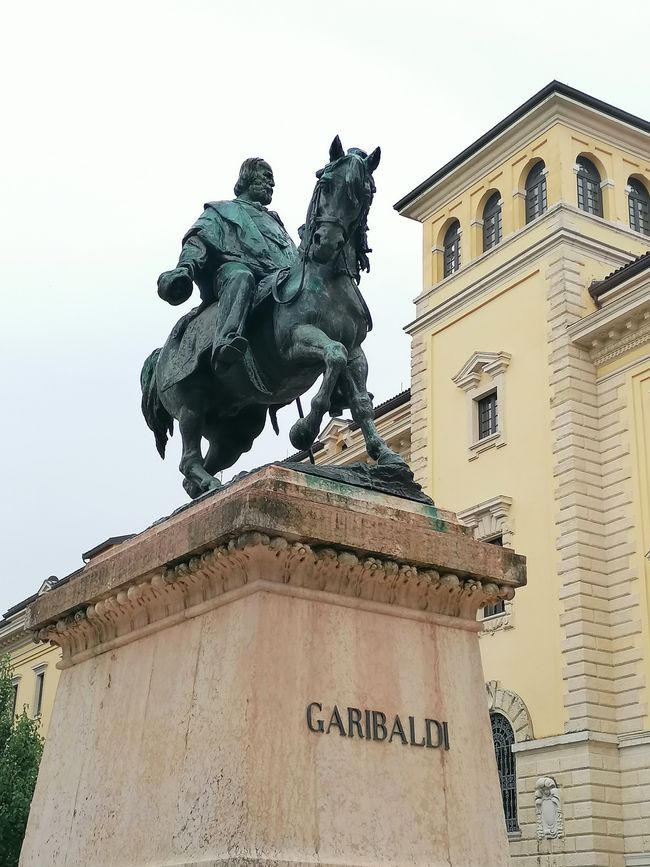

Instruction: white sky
[2,0,649,614]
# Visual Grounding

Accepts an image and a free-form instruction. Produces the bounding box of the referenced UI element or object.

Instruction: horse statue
[141,137,409,498]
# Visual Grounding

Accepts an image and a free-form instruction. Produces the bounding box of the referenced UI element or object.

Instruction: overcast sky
[1,0,649,614]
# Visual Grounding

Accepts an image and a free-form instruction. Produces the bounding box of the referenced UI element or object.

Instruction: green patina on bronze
[141,137,430,504]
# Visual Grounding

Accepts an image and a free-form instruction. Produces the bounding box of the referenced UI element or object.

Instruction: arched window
[576,156,602,217]
[483,192,502,251]
[628,178,650,236]
[491,712,519,833]
[443,221,461,277]
[525,162,547,223]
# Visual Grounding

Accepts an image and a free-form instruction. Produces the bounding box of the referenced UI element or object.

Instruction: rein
[271,161,370,309]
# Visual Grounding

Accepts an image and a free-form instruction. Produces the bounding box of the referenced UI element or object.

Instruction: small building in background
[288,389,411,467]
[0,578,64,736]
[2,535,134,737]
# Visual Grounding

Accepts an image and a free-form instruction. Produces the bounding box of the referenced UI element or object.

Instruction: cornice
[398,92,650,222]
[33,531,523,668]
[320,416,411,467]
[0,612,28,651]
[405,206,638,337]
[452,352,512,392]
[457,496,514,528]
[569,278,650,366]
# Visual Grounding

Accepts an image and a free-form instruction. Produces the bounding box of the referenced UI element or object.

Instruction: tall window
[525,162,547,223]
[477,391,498,440]
[34,671,45,717]
[576,156,602,217]
[483,192,502,251]
[482,536,505,618]
[491,712,519,833]
[443,221,461,277]
[11,682,19,718]
[628,178,650,236]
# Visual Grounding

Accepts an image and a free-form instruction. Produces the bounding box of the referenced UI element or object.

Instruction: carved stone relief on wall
[535,776,563,840]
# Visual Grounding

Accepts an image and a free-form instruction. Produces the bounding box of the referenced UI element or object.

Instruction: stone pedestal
[20,466,525,867]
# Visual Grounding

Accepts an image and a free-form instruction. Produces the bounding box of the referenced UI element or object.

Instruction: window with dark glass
[443,221,461,277]
[491,713,519,833]
[482,536,505,618]
[11,683,18,718]
[483,192,502,251]
[34,671,45,717]
[525,162,547,223]
[576,156,602,216]
[477,391,498,440]
[628,178,650,236]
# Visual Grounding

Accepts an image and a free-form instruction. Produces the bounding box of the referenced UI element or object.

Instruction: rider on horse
[156,158,298,390]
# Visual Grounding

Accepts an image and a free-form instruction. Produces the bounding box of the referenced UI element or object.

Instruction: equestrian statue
[141,136,410,499]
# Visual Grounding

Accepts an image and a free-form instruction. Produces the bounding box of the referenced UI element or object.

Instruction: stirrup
[214,335,248,369]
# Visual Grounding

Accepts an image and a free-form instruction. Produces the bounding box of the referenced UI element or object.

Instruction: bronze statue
[157,158,297,380]
[141,137,409,499]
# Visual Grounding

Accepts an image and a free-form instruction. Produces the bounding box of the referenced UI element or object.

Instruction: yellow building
[289,389,411,467]
[301,81,650,864]
[0,578,62,736]
[392,81,650,865]
[0,536,133,738]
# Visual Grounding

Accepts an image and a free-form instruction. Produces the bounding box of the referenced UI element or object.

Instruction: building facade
[0,578,63,737]
[304,82,650,865]
[1,536,133,738]
[6,81,650,865]
[393,81,650,866]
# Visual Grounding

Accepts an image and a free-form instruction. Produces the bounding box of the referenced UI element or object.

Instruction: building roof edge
[394,81,650,213]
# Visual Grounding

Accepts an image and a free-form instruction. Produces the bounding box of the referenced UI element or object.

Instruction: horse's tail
[140,349,173,458]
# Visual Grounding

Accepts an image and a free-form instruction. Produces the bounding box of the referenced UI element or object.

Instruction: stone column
[20,466,526,867]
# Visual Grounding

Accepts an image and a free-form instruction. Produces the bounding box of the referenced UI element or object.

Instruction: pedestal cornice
[27,466,526,667]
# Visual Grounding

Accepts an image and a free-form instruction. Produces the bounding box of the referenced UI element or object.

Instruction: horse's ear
[329,135,345,162]
[366,146,381,173]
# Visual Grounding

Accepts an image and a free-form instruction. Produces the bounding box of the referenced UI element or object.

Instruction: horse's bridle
[272,159,370,306]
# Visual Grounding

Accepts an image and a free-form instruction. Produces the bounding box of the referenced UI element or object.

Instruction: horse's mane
[300,151,375,282]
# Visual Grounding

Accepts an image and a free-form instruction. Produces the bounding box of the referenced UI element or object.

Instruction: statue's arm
[157,234,209,306]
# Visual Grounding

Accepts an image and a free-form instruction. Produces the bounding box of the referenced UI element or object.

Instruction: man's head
[234,158,274,206]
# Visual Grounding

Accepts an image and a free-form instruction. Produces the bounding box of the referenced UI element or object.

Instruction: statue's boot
[211,262,255,371]
[214,333,249,368]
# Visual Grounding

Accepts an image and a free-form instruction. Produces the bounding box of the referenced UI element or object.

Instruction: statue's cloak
[158,200,298,391]
[185,199,298,298]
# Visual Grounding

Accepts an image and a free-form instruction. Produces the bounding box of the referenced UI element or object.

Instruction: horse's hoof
[183,478,203,500]
[289,418,315,451]
[377,453,411,472]
[200,476,222,494]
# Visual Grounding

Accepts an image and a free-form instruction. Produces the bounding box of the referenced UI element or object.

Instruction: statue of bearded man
[157,158,298,387]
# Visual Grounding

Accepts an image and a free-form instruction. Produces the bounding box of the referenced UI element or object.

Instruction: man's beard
[247,180,273,206]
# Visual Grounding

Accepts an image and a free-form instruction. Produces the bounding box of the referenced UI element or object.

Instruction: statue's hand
[157,268,193,306]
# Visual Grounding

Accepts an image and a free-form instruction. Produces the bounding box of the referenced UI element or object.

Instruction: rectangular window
[11,683,18,718]
[482,536,505,619]
[477,391,498,440]
[34,671,45,717]
[482,599,506,618]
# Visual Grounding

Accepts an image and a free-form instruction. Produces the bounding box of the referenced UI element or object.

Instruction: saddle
[157,271,291,394]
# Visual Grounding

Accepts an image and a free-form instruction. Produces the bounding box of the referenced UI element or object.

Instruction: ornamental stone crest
[535,776,563,840]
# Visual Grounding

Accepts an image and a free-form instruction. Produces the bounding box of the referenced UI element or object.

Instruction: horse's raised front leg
[178,406,221,499]
[286,325,348,451]
[340,348,408,467]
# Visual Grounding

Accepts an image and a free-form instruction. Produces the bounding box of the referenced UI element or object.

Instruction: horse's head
[303,135,380,270]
